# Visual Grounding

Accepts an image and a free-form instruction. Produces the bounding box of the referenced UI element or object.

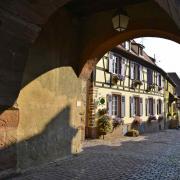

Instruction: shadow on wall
[0,105,78,171]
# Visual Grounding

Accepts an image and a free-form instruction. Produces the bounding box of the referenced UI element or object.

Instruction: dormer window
[139,47,143,56]
[122,41,131,51]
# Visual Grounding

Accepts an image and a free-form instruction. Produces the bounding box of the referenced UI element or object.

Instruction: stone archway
[80,29,180,80]
[0,0,179,171]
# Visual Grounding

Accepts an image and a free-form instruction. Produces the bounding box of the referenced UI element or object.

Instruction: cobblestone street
[12,130,180,180]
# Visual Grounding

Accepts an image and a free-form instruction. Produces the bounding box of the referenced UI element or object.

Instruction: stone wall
[16,9,86,169]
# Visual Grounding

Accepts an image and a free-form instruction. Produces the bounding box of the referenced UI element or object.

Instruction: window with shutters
[130,96,143,116]
[130,63,142,81]
[108,94,125,118]
[112,95,119,116]
[157,99,162,114]
[146,98,155,115]
[112,56,118,74]
[147,68,153,85]
[109,52,126,79]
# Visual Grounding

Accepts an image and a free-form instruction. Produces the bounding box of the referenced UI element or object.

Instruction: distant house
[86,40,177,138]
[168,73,180,98]
[167,73,180,126]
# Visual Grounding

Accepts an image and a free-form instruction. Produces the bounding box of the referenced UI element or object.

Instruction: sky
[134,37,180,77]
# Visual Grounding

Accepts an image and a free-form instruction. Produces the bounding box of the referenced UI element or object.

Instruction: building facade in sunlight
[86,40,177,138]
[167,73,180,127]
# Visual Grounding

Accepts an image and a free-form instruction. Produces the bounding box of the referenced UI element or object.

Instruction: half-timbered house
[86,40,176,138]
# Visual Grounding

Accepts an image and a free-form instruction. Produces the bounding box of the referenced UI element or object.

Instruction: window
[122,41,131,51]
[157,73,164,90]
[109,53,119,74]
[112,57,118,74]
[130,63,143,81]
[112,95,119,116]
[157,99,163,115]
[147,68,153,85]
[146,98,156,116]
[139,47,143,56]
[130,96,143,117]
[107,94,125,118]
[109,52,126,78]
[157,73,161,87]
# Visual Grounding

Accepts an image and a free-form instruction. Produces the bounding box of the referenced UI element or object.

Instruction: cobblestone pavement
[12,130,180,180]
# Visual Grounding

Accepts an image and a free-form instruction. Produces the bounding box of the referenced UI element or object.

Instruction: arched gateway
[0,0,179,171]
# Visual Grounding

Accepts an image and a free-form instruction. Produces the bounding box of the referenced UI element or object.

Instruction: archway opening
[85,37,180,139]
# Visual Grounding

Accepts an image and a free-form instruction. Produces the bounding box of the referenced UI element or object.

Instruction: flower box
[148,115,157,123]
[133,116,142,125]
[112,118,124,129]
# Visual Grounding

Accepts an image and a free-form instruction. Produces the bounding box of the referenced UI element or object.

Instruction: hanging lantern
[112,9,129,32]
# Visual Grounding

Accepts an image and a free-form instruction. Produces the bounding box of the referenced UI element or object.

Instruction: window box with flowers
[111,74,119,85]
[146,84,156,92]
[158,86,163,91]
[133,116,142,125]
[167,113,172,120]
[131,79,143,89]
[112,117,124,129]
[148,115,157,123]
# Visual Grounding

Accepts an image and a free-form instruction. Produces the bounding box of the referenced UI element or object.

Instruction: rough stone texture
[16,9,86,169]
[11,130,180,180]
[0,0,179,107]
[0,108,19,170]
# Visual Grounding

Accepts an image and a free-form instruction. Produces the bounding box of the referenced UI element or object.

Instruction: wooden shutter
[146,98,149,116]
[121,58,126,78]
[148,69,153,85]
[161,101,163,114]
[139,65,143,81]
[116,56,120,75]
[140,97,143,116]
[157,73,159,86]
[107,94,112,116]
[109,52,113,73]
[161,77,164,88]
[121,96,125,118]
[153,99,156,115]
[130,97,134,117]
[157,99,159,115]
[130,62,134,79]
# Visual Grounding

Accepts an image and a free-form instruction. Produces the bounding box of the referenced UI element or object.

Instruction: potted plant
[146,84,155,92]
[167,113,172,120]
[118,74,125,81]
[173,112,177,119]
[158,86,163,91]
[97,108,107,117]
[133,116,142,125]
[148,115,157,123]
[112,118,124,129]
[111,74,119,85]
[131,79,143,89]
[126,129,139,137]
[97,115,112,139]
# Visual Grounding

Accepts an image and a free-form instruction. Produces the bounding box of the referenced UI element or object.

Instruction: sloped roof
[113,40,176,87]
